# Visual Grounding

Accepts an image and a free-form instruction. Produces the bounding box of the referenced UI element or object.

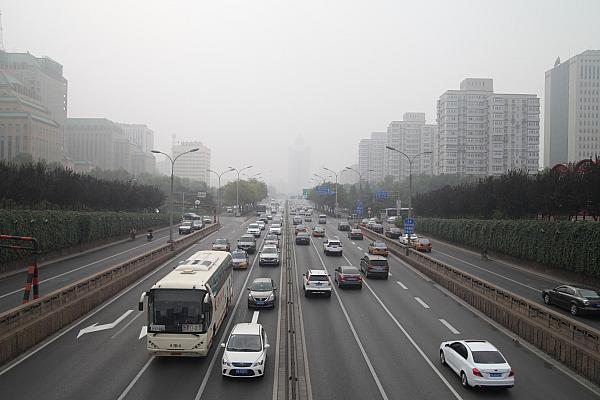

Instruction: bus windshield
[149,289,207,334]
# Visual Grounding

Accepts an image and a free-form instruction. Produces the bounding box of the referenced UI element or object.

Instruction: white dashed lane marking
[414,297,430,309]
[396,281,408,290]
[439,319,460,334]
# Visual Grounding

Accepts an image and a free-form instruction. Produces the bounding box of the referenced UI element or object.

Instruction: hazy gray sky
[3,0,600,186]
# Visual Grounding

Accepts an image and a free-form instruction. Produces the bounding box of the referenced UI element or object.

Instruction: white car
[264,234,279,248]
[221,320,269,378]
[439,340,514,389]
[269,224,282,235]
[259,245,280,266]
[386,216,398,224]
[323,239,343,256]
[398,234,419,245]
[257,220,266,230]
[247,223,261,237]
[303,269,332,297]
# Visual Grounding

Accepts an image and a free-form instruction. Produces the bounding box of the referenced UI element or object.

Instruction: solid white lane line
[193,232,266,400]
[110,311,143,339]
[396,281,408,290]
[337,253,463,400]
[414,297,430,309]
[116,356,155,400]
[309,240,389,400]
[271,229,289,400]
[439,319,460,335]
[433,249,542,293]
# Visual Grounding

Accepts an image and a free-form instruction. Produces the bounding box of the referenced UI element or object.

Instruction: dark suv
[337,222,350,231]
[359,254,389,279]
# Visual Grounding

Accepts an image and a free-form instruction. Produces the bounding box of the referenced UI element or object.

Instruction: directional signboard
[375,191,389,200]
[355,200,363,216]
[303,189,309,198]
[316,186,334,195]
[403,218,415,235]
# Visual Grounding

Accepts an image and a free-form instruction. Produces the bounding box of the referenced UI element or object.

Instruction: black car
[237,234,257,254]
[371,223,384,234]
[295,231,310,245]
[337,222,350,231]
[178,221,194,235]
[384,227,402,239]
[542,285,600,316]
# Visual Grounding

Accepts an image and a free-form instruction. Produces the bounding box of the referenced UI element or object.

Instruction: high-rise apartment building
[172,141,211,185]
[385,113,435,181]
[436,78,540,176]
[288,137,310,195]
[359,132,387,183]
[544,50,600,166]
[0,52,67,164]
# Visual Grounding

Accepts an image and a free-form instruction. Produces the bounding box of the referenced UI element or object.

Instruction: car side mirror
[444,343,450,347]
[220,343,226,348]
[264,343,270,349]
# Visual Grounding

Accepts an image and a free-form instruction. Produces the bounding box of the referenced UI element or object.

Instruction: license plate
[235,369,248,374]
[256,301,264,305]
[489,373,502,377]
[595,304,600,308]
[315,283,322,286]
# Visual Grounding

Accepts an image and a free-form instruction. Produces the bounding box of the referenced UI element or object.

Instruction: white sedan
[398,234,419,245]
[440,340,514,389]
[221,319,269,378]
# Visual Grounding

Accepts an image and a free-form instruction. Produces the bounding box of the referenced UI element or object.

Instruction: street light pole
[229,165,252,216]
[323,167,338,216]
[208,168,234,223]
[151,147,199,242]
[385,146,432,219]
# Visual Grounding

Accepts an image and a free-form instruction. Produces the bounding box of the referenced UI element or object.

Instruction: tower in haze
[544,50,600,166]
[288,137,310,195]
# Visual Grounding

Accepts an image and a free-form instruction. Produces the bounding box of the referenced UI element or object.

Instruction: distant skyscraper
[436,78,540,176]
[385,113,435,181]
[117,123,156,175]
[544,50,600,166]
[339,163,359,185]
[288,137,310,195]
[172,141,211,185]
[359,132,386,183]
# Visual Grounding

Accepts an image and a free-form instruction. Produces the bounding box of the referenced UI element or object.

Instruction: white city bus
[138,250,233,357]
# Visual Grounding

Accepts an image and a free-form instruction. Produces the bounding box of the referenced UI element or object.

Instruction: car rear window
[471,351,506,364]
[341,267,360,274]
[309,275,328,281]
[370,260,388,267]
[328,241,341,246]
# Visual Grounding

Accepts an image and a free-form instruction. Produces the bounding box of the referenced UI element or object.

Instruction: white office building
[385,113,435,181]
[436,78,540,176]
[172,141,211,184]
[544,50,600,167]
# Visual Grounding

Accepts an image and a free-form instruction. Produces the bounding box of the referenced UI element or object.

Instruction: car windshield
[419,239,431,244]
[226,334,262,352]
[251,280,273,291]
[328,241,341,246]
[232,251,246,259]
[181,222,192,226]
[471,350,506,364]
[262,247,277,254]
[341,267,360,274]
[298,232,309,237]
[240,236,254,242]
[309,275,328,281]
[266,235,277,240]
[271,224,281,228]
[373,242,386,248]
[249,224,259,229]
[215,238,227,245]
[578,289,600,299]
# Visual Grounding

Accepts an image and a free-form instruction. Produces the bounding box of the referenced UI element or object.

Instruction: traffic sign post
[403,218,415,254]
[355,200,363,217]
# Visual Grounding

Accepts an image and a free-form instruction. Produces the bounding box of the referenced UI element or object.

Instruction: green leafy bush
[417,218,600,277]
[0,210,169,264]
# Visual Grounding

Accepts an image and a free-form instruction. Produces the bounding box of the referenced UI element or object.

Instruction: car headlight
[583,299,590,305]
[252,358,264,366]
[248,293,254,299]
[268,293,275,301]
[222,356,231,366]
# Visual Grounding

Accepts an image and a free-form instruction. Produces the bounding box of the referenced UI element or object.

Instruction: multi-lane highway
[0,209,598,399]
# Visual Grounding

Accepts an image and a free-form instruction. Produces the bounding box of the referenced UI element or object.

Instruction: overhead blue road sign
[375,191,389,200]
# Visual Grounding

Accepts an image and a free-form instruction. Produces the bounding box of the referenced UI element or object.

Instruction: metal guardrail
[360,226,600,384]
[0,223,220,366]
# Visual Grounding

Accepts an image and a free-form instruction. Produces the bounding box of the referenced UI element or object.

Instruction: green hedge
[416,218,600,277]
[0,210,170,264]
